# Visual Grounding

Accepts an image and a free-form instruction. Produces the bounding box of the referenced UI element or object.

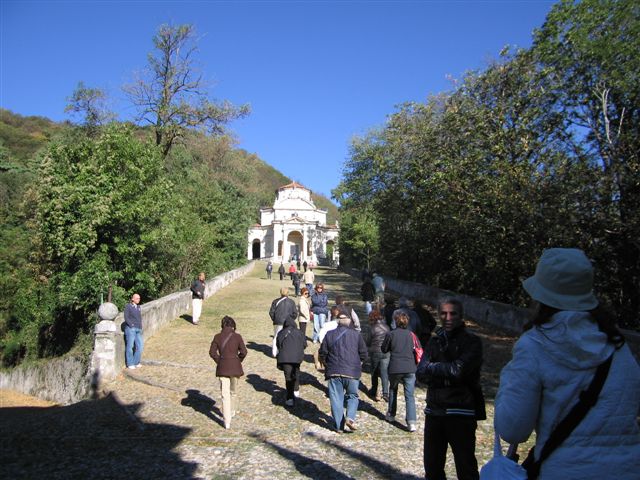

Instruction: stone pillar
[90,302,120,390]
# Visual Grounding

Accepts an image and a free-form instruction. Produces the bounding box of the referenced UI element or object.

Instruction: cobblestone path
[1,264,525,479]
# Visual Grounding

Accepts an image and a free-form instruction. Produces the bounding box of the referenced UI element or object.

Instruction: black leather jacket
[416,325,485,418]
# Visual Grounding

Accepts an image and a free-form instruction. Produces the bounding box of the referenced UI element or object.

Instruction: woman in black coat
[276,317,306,406]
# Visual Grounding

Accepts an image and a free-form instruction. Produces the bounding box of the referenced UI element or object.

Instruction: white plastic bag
[480,432,528,480]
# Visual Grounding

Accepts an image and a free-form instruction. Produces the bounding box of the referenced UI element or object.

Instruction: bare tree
[65,81,115,135]
[124,24,250,157]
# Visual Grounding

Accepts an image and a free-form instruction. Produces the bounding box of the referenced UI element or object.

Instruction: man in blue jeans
[124,293,144,369]
[319,309,368,432]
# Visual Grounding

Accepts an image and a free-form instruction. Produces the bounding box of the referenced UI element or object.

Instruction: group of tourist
[125,249,640,479]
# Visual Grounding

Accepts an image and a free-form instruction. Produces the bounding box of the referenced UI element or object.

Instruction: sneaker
[374,393,382,402]
[408,422,417,432]
[345,418,358,432]
[385,413,395,423]
[382,394,389,402]
[127,365,137,370]
[224,423,231,429]
[285,399,294,407]
[293,390,300,398]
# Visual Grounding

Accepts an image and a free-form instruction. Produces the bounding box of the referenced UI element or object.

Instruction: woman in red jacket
[209,316,248,429]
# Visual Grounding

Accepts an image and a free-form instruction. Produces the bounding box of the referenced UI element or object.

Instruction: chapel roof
[279,181,310,192]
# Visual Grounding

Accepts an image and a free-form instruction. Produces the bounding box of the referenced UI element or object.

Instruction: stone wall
[350,268,640,357]
[0,261,256,405]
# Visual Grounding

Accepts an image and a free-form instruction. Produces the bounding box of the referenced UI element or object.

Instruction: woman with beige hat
[494,248,640,479]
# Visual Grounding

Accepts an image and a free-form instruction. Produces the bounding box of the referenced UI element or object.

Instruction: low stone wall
[0,354,93,405]
[0,261,256,405]
[348,268,640,358]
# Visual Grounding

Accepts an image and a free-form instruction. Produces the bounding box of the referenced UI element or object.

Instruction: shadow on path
[246,341,272,359]
[305,432,424,480]
[180,389,224,429]
[249,432,352,479]
[0,393,197,479]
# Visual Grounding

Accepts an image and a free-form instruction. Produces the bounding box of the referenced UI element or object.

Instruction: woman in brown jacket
[209,316,248,429]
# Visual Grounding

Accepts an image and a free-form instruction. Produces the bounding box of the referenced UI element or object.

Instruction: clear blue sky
[1,0,554,200]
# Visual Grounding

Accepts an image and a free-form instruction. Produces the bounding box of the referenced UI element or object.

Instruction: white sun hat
[522,248,599,311]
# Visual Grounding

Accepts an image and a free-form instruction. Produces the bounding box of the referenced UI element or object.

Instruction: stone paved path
[1,263,526,479]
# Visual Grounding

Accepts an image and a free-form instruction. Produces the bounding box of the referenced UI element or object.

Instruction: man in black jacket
[416,298,485,480]
[269,287,298,357]
[190,272,206,325]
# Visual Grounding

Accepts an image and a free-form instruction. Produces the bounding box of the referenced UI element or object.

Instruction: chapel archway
[287,231,303,261]
[251,239,261,259]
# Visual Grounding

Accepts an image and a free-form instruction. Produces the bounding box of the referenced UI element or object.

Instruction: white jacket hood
[530,310,613,370]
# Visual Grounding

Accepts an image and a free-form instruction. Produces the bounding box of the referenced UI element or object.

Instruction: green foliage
[336,0,639,329]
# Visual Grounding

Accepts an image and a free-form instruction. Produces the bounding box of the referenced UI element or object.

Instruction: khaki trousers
[219,376,238,428]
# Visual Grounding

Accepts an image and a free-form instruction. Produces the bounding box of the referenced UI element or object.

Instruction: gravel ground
[1,264,530,479]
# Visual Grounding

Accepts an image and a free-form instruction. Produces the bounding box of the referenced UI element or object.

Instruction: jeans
[387,373,417,423]
[424,415,479,480]
[369,351,390,397]
[125,326,143,367]
[328,376,360,430]
[312,313,326,342]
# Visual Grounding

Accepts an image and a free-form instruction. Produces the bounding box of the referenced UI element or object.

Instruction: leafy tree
[124,24,250,157]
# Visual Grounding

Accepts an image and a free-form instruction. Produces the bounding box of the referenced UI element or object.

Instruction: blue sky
[1,0,554,200]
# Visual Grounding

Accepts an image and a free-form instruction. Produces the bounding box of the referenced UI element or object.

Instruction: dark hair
[523,303,625,348]
[330,305,341,318]
[335,294,345,305]
[221,315,236,330]
[394,312,409,329]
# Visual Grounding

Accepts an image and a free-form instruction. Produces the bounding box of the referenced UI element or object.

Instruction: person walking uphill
[276,317,306,406]
[278,263,285,281]
[382,311,418,432]
[269,287,298,357]
[416,298,485,480]
[319,313,368,433]
[191,272,206,325]
[310,283,329,343]
[494,248,640,480]
[266,261,273,280]
[124,293,143,369]
[209,316,247,429]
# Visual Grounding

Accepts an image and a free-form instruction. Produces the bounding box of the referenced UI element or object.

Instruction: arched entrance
[251,239,261,259]
[287,231,303,261]
[326,240,335,264]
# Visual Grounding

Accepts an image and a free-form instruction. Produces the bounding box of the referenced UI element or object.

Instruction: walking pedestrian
[319,312,368,432]
[276,317,306,406]
[209,315,247,429]
[303,267,315,293]
[266,261,273,280]
[366,309,390,402]
[311,283,329,343]
[278,263,285,281]
[298,287,312,340]
[269,287,298,357]
[361,275,375,315]
[292,270,301,297]
[190,272,206,325]
[382,312,418,432]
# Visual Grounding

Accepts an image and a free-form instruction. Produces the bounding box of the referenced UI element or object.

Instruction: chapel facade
[247,182,339,265]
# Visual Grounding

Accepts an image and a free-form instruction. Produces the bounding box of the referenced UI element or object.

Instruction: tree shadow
[249,432,352,479]
[246,341,272,359]
[180,389,224,429]
[0,392,197,479]
[305,432,424,479]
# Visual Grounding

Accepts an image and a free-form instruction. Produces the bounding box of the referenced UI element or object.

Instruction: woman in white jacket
[494,248,640,479]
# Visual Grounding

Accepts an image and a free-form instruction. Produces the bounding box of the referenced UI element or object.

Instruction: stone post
[90,302,120,391]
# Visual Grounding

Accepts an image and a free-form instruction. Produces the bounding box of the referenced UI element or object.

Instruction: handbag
[521,353,613,479]
[480,432,528,480]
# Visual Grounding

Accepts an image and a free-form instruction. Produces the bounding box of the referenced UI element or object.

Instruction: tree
[64,81,115,135]
[124,24,250,157]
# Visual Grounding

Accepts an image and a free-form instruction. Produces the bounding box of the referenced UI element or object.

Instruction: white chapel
[247,182,339,265]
